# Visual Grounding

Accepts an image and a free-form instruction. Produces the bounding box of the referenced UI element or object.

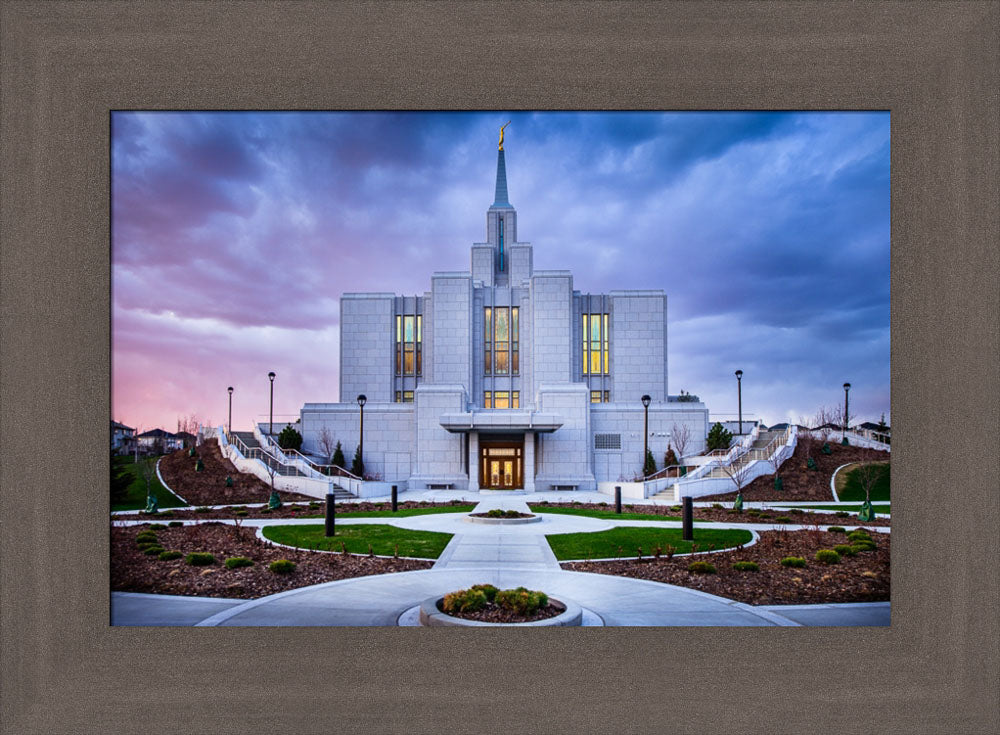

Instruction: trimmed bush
[827,526,846,534]
[185,552,216,566]
[135,530,158,540]
[442,588,487,613]
[260,507,272,514]
[851,541,877,552]
[195,506,211,513]
[774,516,791,523]
[688,561,717,574]
[142,546,165,555]
[470,584,498,602]
[732,561,759,572]
[158,550,183,560]
[781,556,807,568]
[712,503,724,510]
[847,530,872,542]
[168,521,183,527]
[495,587,549,615]
[815,549,842,564]
[225,556,254,569]
[235,510,248,516]
[157,510,174,517]
[789,508,804,515]
[833,544,857,557]
[269,559,296,574]
[835,511,850,518]
[148,523,168,530]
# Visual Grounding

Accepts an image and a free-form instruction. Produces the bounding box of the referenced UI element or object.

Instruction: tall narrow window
[495,307,509,375]
[582,314,589,375]
[416,314,422,376]
[590,313,602,374]
[511,307,519,375]
[484,307,492,375]
[603,313,609,375]
[512,391,519,409]
[582,312,610,376]
[403,315,415,375]
[484,391,492,409]
[395,391,401,403]
[395,315,402,375]
[498,217,504,272]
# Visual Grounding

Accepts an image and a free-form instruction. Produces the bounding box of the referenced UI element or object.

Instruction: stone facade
[301,144,709,490]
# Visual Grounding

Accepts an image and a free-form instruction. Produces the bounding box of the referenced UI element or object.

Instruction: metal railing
[281,448,362,482]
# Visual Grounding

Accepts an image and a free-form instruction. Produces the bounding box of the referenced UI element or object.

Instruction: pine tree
[706,422,733,451]
[110,451,131,505]
[332,441,346,468]
[643,448,657,477]
[351,444,364,477]
[663,444,678,468]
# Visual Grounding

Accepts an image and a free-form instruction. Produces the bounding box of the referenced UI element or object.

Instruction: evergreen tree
[663,444,678,468]
[643,448,657,477]
[706,422,733,451]
[110,451,131,505]
[278,425,303,451]
[332,440,346,468]
[351,444,364,477]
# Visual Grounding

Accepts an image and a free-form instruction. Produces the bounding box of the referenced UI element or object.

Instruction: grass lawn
[261,524,453,559]
[528,505,710,523]
[301,504,476,519]
[545,527,753,561]
[112,456,186,511]
[776,503,890,514]
[836,462,890,502]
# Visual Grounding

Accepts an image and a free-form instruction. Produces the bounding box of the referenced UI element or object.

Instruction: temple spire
[493,147,510,207]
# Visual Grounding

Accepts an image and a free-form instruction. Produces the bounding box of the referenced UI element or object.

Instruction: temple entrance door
[480,439,523,489]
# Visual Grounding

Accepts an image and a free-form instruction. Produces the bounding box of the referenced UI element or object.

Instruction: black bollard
[325,492,336,537]
[615,486,622,514]
[391,485,398,513]
[682,496,693,541]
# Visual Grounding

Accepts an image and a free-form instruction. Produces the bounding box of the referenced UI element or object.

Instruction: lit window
[484,307,492,375]
[485,306,518,375]
[511,307,519,375]
[494,391,510,409]
[395,391,401,403]
[403,315,415,375]
[395,315,402,375]
[582,314,589,375]
[591,391,602,403]
[582,311,610,376]
[484,391,492,409]
[402,391,413,403]
[495,307,509,375]
[512,391,519,409]
[416,314,422,376]
[604,390,610,402]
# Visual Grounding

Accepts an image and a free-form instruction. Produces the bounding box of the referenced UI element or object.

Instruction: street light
[641,394,651,478]
[735,369,743,436]
[268,371,276,440]
[842,382,851,444]
[227,386,234,436]
[357,394,367,477]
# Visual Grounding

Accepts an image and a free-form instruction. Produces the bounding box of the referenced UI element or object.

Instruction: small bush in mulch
[774,516,791,523]
[851,541,877,553]
[495,587,549,615]
[712,503,724,510]
[815,549,841,565]
[156,510,174,517]
[236,510,248,516]
[688,561,717,574]
[142,546,165,555]
[442,587,487,613]
[789,508,804,515]
[148,523,168,530]
[269,559,296,574]
[185,552,216,566]
[158,551,183,561]
[439,586,561,623]
[781,556,807,568]
[168,521,183,527]
[828,526,846,534]
[195,507,211,513]
[847,530,872,541]
[135,531,158,541]
[470,584,498,602]
[476,509,533,519]
[225,556,254,569]
[731,561,759,572]
[836,511,851,518]
[833,544,857,557]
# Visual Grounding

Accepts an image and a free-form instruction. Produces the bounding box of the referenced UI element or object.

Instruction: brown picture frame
[1,1,997,732]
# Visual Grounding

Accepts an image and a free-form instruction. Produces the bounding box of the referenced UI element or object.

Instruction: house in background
[136,428,183,455]
[111,421,135,455]
[856,421,891,445]
[174,431,197,449]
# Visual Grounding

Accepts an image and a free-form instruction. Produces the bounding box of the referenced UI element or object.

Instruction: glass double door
[480,443,523,489]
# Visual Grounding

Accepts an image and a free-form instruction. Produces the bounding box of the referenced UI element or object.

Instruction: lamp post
[357,394,367,476]
[227,386,233,436]
[641,394,651,478]
[268,371,276,440]
[735,369,743,436]
[842,382,851,444]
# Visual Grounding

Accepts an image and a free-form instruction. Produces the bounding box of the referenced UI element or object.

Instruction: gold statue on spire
[499,121,511,151]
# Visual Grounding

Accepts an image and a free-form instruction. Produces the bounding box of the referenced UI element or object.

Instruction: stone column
[523,432,535,492]
[467,431,479,491]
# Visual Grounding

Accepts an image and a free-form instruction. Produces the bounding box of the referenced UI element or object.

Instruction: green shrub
[168,521,183,527]
[833,544,857,557]
[688,561,717,574]
[185,552,216,566]
[851,540,877,552]
[781,556,807,568]
[847,530,872,542]
[278,426,303,451]
[195,506,211,513]
[135,530,158,541]
[747,509,760,517]
[789,508,804,515]
[815,549,841,565]
[727,509,739,514]
[148,523,168,530]
[225,556,254,569]
[774,516,791,523]
[442,588,487,613]
[157,510,174,517]
[835,511,850,518]
[827,526,846,533]
[142,546,165,555]
[236,510,248,516]
[158,550,183,560]
[731,561,759,572]
[712,503,724,510]
[470,584,498,602]
[260,507,272,514]
[495,587,549,615]
[486,508,506,518]
[268,559,296,574]
[758,514,772,520]
[706,422,733,451]
[598,502,608,507]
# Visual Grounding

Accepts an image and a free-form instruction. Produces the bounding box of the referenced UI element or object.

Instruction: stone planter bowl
[419,596,583,627]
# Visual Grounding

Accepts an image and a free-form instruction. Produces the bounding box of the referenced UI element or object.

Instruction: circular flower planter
[418,596,583,627]
[463,512,542,525]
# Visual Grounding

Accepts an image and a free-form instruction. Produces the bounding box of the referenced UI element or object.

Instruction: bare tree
[852,447,886,504]
[137,452,158,507]
[814,406,835,445]
[720,445,755,507]
[671,423,691,463]
[796,415,815,466]
[318,427,338,465]
[830,402,853,443]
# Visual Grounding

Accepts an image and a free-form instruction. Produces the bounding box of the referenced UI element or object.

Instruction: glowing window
[494,391,510,409]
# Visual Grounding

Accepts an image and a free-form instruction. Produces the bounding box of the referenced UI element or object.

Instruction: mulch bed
[564,528,889,605]
[469,511,535,519]
[533,502,889,527]
[698,441,890,502]
[158,439,314,505]
[112,522,431,599]
[115,500,471,520]
[442,600,565,623]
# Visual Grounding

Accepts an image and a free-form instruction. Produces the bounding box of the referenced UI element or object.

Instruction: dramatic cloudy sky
[112,111,890,433]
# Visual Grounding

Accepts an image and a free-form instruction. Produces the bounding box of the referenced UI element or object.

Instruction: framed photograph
[2,2,996,733]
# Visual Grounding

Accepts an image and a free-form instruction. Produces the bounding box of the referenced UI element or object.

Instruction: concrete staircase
[229,430,358,499]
